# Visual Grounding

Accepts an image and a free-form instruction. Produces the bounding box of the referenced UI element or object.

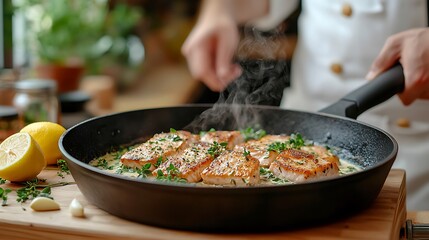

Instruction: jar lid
[15,79,57,92]
[0,105,18,119]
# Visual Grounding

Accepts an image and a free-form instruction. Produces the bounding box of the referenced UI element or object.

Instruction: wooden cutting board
[0,168,406,240]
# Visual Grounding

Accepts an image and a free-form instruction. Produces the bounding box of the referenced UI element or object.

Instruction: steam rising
[187,26,292,132]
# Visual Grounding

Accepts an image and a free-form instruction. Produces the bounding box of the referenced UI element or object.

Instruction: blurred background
[0,0,299,131]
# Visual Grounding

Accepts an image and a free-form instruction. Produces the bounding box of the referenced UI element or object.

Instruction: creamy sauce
[89,143,362,186]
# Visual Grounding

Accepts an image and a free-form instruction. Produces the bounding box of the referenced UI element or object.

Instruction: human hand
[181,2,242,92]
[366,28,429,105]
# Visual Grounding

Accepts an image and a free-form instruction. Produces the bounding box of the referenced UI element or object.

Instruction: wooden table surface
[0,169,411,240]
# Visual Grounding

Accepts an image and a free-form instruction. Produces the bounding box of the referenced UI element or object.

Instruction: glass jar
[13,79,60,125]
[0,106,21,142]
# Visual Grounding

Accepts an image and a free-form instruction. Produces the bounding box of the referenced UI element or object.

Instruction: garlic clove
[30,197,61,211]
[69,198,85,217]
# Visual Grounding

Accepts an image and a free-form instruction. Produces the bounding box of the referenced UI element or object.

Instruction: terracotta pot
[35,64,84,93]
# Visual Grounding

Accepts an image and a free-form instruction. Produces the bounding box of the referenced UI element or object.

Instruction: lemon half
[0,132,46,182]
[20,122,66,165]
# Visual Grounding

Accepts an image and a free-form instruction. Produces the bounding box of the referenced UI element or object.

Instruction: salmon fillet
[121,130,197,170]
[235,135,290,167]
[301,145,340,165]
[201,149,260,186]
[200,131,243,150]
[269,148,339,183]
[153,142,214,183]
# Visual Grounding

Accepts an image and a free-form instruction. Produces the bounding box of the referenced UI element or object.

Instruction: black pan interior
[60,104,397,231]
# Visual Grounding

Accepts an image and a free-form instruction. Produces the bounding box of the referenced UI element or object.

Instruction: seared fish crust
[201,149,260,186]
[200,131,244,150]
[121,131,197,170]
[269,148,339,183]
[235,135,290,167]
[154,142,214,183]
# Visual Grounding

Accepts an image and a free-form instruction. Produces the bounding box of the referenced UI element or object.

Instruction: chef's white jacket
[253,0,429,210]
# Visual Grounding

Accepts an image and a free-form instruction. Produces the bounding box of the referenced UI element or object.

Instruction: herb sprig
[207,141,227,157]
[137,163,152,178]
[16,179,52,203]
[241,127,266,141]
[259,168,290,184]
[57,159,71,178]
[156,163,187,183]
[0,187,12,206]
[267,133,308,153]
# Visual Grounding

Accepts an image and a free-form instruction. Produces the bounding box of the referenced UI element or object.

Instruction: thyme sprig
[0,188,12,206]
[57,159,71,178]
[16,179,52,203]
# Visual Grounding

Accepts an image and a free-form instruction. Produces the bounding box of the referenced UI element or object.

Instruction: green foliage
[16,0,142,65]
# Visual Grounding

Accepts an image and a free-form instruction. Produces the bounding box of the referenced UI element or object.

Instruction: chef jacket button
[330,63,343,74]
[342,4,353,17]
[396,118,411,128]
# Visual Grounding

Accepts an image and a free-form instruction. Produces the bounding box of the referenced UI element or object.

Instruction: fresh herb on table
[56,159,71,178]
[16,179,53,203]
[156,163,187,183]
[0,187,12,206]
[207,141,227,157]
[0,178,6,185]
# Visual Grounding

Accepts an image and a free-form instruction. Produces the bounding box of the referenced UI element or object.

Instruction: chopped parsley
[115,164,136,174]
[259,168,290,184]
[267,142,286,153]
[137,163,153,178]
[241,127,267,141]
[267,133,307,153]
[207,141,227,157]
[156,163,187,183]
[288,133,306,149]
[199,128,216,137]
[95,158,113,170]
[243,148,250,161]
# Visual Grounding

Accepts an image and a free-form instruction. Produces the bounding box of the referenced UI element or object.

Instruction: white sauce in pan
[89,142,362,186]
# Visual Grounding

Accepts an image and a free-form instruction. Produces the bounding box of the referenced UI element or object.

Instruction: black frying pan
[59,65,404,232]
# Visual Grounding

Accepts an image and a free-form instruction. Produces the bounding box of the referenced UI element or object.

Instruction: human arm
[181,0,269,92]
[366,28,429,105]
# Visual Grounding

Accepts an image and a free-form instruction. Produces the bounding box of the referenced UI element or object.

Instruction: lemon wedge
[20,122,66,165]
[0,132,46,182]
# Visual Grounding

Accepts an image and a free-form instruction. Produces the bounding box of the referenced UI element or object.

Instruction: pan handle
[320,64,405,119]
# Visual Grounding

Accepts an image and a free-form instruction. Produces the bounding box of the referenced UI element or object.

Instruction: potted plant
[16,0,110,93]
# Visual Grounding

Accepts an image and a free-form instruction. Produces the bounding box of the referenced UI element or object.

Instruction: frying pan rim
[59,103,398,192]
